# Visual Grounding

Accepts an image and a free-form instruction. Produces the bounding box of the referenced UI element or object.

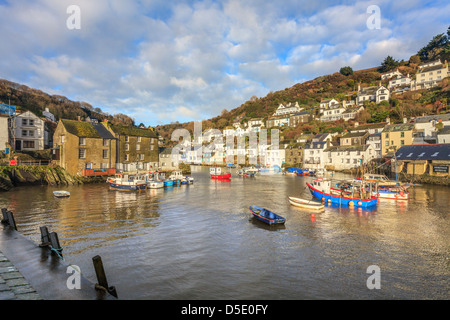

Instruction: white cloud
[0,0,448,126]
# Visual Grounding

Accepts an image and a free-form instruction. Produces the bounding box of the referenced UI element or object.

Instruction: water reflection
[0,167,448,299]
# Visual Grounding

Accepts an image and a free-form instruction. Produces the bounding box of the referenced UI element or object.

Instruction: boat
[53,191,70,198]
[185,176,194,184]
[107,173,147,191]
[163,179,174,187]
[210,167,231,179]
[145,172,164,189]
[307,178,378,208]
[288,196,324,210]
[315,168,327,177]
[237,169,255,177]
[249,206,286,225]
[371,186,409,200]
[357,173,399,187]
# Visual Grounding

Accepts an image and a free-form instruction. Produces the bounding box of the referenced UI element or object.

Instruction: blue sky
[0,0,449,127]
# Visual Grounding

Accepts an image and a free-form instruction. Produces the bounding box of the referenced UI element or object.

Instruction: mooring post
[92,255,118,298]
[49,231,63,258]
[39,226,51,247]
[6,211,17,230]
[1,208,8,224]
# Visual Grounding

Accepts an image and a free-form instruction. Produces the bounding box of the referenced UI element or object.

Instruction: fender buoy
[357,201,362,206]
[377,193,380,197]
[399,192,404,197]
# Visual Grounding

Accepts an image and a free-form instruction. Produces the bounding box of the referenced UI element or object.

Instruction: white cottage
[9,111,45,151]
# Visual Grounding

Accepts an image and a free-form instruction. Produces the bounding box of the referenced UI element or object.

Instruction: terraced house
[105,122,159,172]
[52,119,117,176]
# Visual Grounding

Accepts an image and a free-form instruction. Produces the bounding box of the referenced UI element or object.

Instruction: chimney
[77,116,81,121]
[403,117,407,123]
[358,83,361,91]
[354,122,359,128]
[386,117,390,124]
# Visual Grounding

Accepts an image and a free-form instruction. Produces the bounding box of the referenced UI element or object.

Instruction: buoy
[311,213,315,222]
[348,201,354,207]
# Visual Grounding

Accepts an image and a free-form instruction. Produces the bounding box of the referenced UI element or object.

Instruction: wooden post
[49,232,63,258]
[39,226,51,247]
[92,255,118,298]
[6,211,17,230]
[1,208,8,224]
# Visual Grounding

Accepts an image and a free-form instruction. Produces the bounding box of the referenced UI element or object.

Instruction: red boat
[210,167,231,179]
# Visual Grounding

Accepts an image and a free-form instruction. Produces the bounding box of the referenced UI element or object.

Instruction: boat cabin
[210,167,223,175]
[363,173,397,186]
[311,178,331,194]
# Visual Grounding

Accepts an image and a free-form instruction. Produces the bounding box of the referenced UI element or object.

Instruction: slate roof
[383,123,415,132]
[395,144,450,161]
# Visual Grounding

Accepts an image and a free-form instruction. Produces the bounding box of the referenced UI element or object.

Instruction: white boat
[361,173,399,187]
[53,191,70,198]
[315,168,327,177]
[288,196,324,210]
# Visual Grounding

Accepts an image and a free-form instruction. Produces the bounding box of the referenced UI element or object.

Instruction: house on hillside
[356,84,390,105]
[52,119,117,176]
[381,123,415,157]
[413,113,450,144]
[381,69,402,80]
[410,59,449,91]
[303,141,329,169]
[388,74,411,94]
[323,144,375,171]
[289,111,312,127]
[266,114,290,128]
[9,111,45,152]
[339,131,369,146]
[272,102,302,116]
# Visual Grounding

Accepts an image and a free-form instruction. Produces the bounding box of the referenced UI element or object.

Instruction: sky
[0,0,449,127]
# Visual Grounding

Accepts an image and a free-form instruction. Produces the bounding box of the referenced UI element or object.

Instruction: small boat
[185,176,194,184]
[108,173,147,191]
[249,205,286,225]
[53,191,70,198]
[164,179,174,187]
[210,167,231,179]
[288,197,324,210]
[146,172,164,189]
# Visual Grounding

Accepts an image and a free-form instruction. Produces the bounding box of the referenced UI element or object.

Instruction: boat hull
[148,181,164,189]
[211,173,231,179]
[288,197,324,210]
[249,206,286,225]
[108,182,147,191]
[53,191,70,198]
[373,190,409,200]
[307,183,378,208]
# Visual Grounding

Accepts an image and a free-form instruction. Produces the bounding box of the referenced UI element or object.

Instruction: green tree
[380,56,400,73]
[339,66,353,76]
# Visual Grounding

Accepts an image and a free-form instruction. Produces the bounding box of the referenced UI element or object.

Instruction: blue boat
[163,180,174,187]
[307,178,378,208]
[249,206,286,225]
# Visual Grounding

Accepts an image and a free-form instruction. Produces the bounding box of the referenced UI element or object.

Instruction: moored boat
[210,167,231,179]
[108,173,147,191]
[53,191,70,198]
[249,205,286,225]
[288,196,324,210]
[307,178,378,208]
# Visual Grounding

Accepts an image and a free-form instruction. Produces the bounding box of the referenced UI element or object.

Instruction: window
[100,163,108,169]
[29,119,34,126]
[401,140,405,146]
[401,132,404,138]
[139,154,144,160]
[79,149,86,159]
[150,145,154,151]
[22,119,27,126]
[124,154,129,161]
[137,137,141,142]
[391,141,394,145]
[385,133,389,138]
[136,144,140,151]
[61,135,65,143]
[125,136,129,142]
[385,141,389,146]
[79,137,86,146]
[125,144,130,151]
[22,130,28,137]
[103,139,109,147]
[23,141,35,148]
[102,149,109,159]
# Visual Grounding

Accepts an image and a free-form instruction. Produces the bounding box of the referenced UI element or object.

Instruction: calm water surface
[1,166,449,299]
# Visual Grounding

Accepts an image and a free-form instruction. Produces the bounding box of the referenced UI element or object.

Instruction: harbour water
[0,166,448,299]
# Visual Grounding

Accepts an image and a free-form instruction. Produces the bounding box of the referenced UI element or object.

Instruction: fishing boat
[288,196,324,210]
[315,168,327,177]
[307,178,378,208]
[237,169,255,177]
[185,176,194,184]
[372,186,409,200]
[53,191,70,198]
[108,173,147,191]
[145,172,164,189]
[210,167,231,179]
[249,206,286,225]
[357,173,399,187]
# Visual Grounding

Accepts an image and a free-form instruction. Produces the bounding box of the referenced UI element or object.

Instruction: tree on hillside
[379,56,400,73]
[339,66,353,76]
[417,26,450,62]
